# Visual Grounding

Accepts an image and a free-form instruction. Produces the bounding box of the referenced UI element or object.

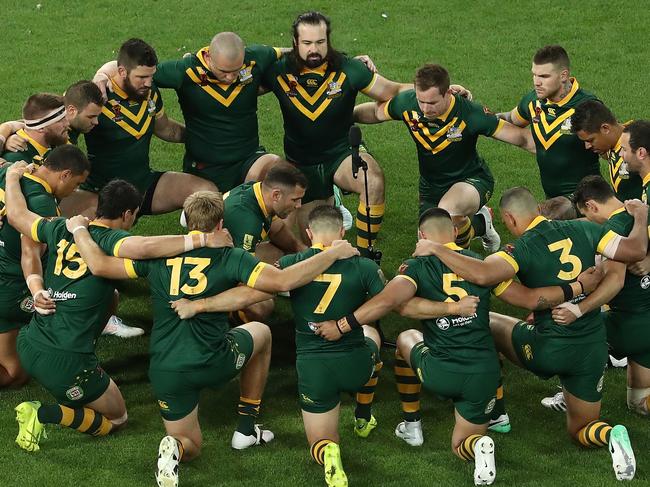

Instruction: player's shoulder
[517,89,537,106]
[246,44,278,61]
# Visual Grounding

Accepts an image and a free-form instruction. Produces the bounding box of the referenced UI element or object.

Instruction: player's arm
[353,101,391,124]
[362,75,412,103]
[4,162,41,236]
[412,240,516,286]
[268,218,306,253]
[171,287,273,319]
[599,199,649,263]
[251,241,359,293]
[115,230,233,260]
[552,260,626,325]
[491,121,536,154]
[496,107,529,127]
[627,246,650,276]
[154,112,185,143]
[93,61,119,99]
[397,294,479,320]
[0,120,25,152]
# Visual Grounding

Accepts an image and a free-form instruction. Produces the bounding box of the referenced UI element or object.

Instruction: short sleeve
[514,92,533,124]
[28,192,58,217]
[94,228,132,256]
[248,44,282,71]
[153,59,187,90]
[385,90,412,121]
[131,259,152,278]
[346,58,376,93]
[493,242,523,274]
[394,258,420,290]
[225,207,264,252]
[277,252,298,270]
[466,100,502,137]
[226,248,268,287]
[152,86,164,114]
[360,259,386,297]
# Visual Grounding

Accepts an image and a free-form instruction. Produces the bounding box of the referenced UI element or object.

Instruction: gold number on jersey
[166,257,210,296]
[442,273,468,302]
[547,238,582,280]
[53,239,87,279]
[313,273,342,314]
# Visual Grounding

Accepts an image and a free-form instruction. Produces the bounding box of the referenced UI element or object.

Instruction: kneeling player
[70,191,359,487]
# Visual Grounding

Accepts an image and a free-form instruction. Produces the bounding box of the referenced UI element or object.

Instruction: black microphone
[349,125,362,178]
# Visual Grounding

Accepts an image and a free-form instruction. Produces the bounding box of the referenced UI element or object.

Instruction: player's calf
[310,439,348,487]
[627,387,650,416]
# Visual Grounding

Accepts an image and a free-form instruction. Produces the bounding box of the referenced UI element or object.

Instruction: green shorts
[607,311,650,369]
[81,170,160,197]
[409,342,499,424]
[0,279,34,333]
[511,321,608,402]
[17,332,109,407]
[419,169,494,216]
[296,337,379,414]
[287,150,350,204]
[183,147,267,193]
[149,327,254,421]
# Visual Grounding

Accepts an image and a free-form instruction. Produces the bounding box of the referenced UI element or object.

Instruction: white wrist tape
[71,226,88,235]
[26,274,43,287]
[184,234,194,252]
[33,289,54,315]
[556,301,583,319]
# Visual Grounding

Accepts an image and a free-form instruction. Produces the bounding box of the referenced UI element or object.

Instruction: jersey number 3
[547,238,582,280]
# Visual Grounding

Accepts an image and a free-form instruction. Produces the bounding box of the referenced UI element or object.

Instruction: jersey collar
[253,182,270,218]
[89,221,110,228]
[525,215,548,232]
[300,62,328,76]
[608,206,626,219]
[443,242,463,250]
[436,95,456,122]
[642,172,650,188]
[196,47,211,70]
[23,173,53,194]
[109,78,129,100]
[16,129,49,156]
[311,243,331,250]
[546,77,579,107]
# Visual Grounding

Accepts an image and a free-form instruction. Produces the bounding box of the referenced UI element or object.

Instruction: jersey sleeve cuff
[492,279,513,297]
[383,99,395,120]
[512,107,527,125]
[494,251,519,273]
[113,237,128,257]
[30,217,43,242]
[597,230,618,256]
[246,262,268,288]
[360,73,378,95]
[123,259,138,279]
[492,118,506,136]
[394,274,417,290]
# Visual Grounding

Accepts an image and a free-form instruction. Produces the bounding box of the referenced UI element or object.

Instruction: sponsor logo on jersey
[547,107,556,117]
[48,288,77,301]
[65,385,84,401]
[0,239,4,247]
[306,78,319,87]
[111,104,123,122]
[158,400,169,410]
[484,397,496,414]
[326,81,342,98]
[436,317,450,330]
[641,275,650,290]
[235,353,246,370]
[19,297,35,313]
[523,344,533,361]
[596,374,604,393]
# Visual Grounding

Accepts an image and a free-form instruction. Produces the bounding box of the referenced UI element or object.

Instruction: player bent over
[70,191,359,487]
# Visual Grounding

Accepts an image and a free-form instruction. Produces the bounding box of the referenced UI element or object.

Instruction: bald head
[418,208,455,242]
[499,187,539,217]
[210,32,245,61]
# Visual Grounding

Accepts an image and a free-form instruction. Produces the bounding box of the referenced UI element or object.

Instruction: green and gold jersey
[132,243,266,371]
[83,80,164,193]
[395,244,500,373]
[24,219,133,353]
[1,129,51,163]
[154,45,281,169]
[607,130,643,202]
[264,55,376,165]
[513,79,600,198]
[67,128,81,146]
[601,207,650,314]
[278,245,385,355]
[0,168,60,283]
[223,181,274,252]
[641,173,650,204]
[385,91,501,195]
[494,216,611,342]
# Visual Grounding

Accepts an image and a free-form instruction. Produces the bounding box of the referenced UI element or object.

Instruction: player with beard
[263,11,411,254]
[1,94,69,163]
[63,38,216,218]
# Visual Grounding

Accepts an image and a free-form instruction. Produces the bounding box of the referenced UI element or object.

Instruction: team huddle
[2,9,650,487]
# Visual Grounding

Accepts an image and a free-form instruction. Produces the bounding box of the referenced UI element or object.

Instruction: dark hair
[418,207,452,227]
[623,120,650,152]
[573,175,615,207]
[571,100,617,134]
[64,80,103,111]
[415,64,450,94]
[288,11,343,73]
[117,38,158,72]
[22,93,64,119]
[533,45,570,70]
[43,145,90,175]
[96,179,142,219]
[263,161,308,189]
[308,204,343,228]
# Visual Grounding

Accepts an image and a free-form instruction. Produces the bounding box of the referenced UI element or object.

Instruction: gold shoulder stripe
[123,259,138,279]
[596,230,617,255]
[492,279,513,297]
[246,262,268,287]
[31,217,43,242]
[494,251,519,273]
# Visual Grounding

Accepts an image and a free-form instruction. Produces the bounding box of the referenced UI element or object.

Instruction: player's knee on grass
[627,387,650,415]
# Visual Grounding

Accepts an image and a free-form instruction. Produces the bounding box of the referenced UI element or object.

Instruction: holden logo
[640,276,650,290]
[436,317,450,330]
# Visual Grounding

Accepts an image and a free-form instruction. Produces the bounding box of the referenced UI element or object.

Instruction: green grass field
[2,1,650,486]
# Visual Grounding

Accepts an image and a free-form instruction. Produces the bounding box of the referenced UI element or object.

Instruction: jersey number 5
[166,257,210,296]
[54,239,87,279]
[547,238,582,280]
[313,273,342,314]
[442,273,468,302]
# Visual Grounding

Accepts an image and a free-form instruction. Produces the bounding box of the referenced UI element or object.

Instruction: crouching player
[69,191,359,487]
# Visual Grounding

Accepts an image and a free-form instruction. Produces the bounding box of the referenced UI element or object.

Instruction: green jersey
[600,207,650,313]
[514,79,600,198]
[223,181,274,252]
[1,129,50,163]
[0,169,59,282]
[607,129,643,201]
[84,80,164,193]
[24,218,133,353]
[264,55,376,165]
[494,216,612,342]
[385,91,501,196]
[132,243,266,371]
[642,173,650,204]
[396,244,500,373]
[278,246,385,355]
[154,45,281,168]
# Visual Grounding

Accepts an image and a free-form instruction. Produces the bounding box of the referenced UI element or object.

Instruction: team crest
[409,117,421,132]
[618,161,630,178]
[235,353,246,370]
[397,263,409,274]
[147,98,156,115]
[286,79,299,97]
[484,397,496,414]
[238,65,253,85]
[560,117,572,135]
[19,296,35,313]
[199,72,210,86]
[326,81,342,98]
[65,385,84,401]
[640,275,650,290]
[446,126,462,142]
[523,344,533,361]
[158,400,169,410]
[243,234,254,251]
[111,104,123,122]
[532,105,542,123]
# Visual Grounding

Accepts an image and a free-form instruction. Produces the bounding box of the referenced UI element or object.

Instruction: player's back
[279,246,385,355]
[223,181,272,251]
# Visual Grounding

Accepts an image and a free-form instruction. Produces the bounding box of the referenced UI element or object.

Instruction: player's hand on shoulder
[577,266,604,294]
[330,239,359,259]
[451,295,479,316]
[5,133,28,152]
[624,198,649,218]
[92,72,112,102]
[354,54,377,73]
[170,298,198,319]
[206,228,233,249]
[313,320,343,341]
[450,84,473,101]
[412,239,439,257]
[66,215,90,233]
[6,160,32,179]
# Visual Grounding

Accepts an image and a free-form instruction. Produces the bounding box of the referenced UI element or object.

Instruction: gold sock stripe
[77,409,96,433]
[578,420,611,448]
[310,439,333,465]
[496,386,504,400]
[92,415,113,437]
[357,202,386,216]
[458,434,482,461]
[59,405,75,427]
[395,366,417,376]
[397,383,422,394]
[356,392,375,403]
[374,361,384,373]
[239,396,262,405]
[401,400,421,413]
[177,439,185,461]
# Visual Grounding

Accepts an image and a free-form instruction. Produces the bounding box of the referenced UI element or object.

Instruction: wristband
[336,317,352,334]
[577,280,585,295]
[560,283,573,302]
[344,313,362,330]
[335,320,344,335]
[184,234,194,252]
[71,225,88,235]
[26,274,43,287]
